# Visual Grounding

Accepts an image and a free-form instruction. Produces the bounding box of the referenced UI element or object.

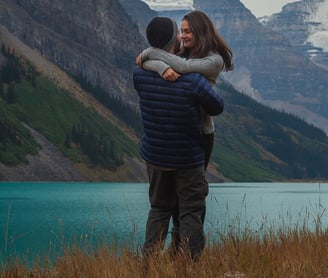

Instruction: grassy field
[2,223,328,277]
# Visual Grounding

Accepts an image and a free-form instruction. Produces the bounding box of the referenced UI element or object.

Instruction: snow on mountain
[141,0,194,11]
[259,0,328,71]
[305,0,328,52]
[307,31,328,52]
[261,0,328,54]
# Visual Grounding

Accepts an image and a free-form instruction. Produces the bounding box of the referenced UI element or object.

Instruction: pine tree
[6,83,16,104]
[0,82,4,99]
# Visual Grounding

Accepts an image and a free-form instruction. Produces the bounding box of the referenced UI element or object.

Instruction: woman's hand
[162,68,181,81]
[136,54,142,66]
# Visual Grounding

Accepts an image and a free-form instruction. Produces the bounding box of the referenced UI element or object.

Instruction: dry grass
[2,225,328,278]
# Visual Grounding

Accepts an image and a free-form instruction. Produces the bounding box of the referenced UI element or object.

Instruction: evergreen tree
[0,48,21,84]
[0,82,4,99]
[6,83,16,104]
[27,63,38,88]
[64,132,71,148]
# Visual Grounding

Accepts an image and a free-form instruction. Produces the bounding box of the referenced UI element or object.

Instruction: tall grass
[2,189,328,277]
[2,222,328,277]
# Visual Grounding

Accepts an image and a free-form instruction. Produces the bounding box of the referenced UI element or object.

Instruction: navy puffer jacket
[133,67,224,169]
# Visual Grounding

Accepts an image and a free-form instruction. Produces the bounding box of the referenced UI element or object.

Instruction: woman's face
[180,19,196,50]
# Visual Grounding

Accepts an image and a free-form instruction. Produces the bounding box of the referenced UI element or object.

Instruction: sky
[240,0,297,17]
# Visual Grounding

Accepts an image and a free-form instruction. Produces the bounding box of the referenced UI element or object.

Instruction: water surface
[1,182,327,262]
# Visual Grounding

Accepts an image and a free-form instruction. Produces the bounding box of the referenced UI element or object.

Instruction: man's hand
[163,68,181,81]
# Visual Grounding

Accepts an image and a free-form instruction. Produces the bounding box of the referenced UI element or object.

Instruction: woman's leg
[203,132,215,170]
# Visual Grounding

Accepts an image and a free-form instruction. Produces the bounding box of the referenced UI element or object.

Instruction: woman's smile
[180,19,195,49]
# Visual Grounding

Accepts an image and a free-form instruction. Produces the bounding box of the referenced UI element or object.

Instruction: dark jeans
[143,163,208,258]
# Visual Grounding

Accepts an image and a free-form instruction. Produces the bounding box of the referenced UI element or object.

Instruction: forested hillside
[0,45,145,181]
[1,43,328,182]
[212,81,328,181]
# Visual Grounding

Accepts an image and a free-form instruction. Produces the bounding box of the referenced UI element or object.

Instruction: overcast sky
[240,0,297,17]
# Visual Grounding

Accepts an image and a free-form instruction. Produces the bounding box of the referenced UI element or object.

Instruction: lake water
[1,182,328,263]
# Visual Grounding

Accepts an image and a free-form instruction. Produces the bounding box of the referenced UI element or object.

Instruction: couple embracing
[133,10,233,260]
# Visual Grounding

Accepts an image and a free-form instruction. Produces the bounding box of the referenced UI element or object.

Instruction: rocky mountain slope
[118,0,157,40]
[0,0,146,107]
[0,0,149,182]
[0,125,85,181]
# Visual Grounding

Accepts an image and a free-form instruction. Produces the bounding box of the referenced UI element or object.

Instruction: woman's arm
[137,52,181,81]
[141,47,224,84]
[142,60,171,77]
[141,60,180,81]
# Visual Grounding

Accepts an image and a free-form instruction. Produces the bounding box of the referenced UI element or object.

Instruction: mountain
[0,0,148,181]
[2,0,328,182]
[0,0,146,107]
[140,0,328,135]
[260,0,328,71]
[0,39,147,182]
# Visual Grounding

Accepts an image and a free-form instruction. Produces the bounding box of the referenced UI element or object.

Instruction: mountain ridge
[2,0,328,182]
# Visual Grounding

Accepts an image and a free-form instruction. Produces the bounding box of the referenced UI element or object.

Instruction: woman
[138,10,233,253]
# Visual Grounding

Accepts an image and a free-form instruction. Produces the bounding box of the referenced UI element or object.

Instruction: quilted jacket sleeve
[192,73,224,116]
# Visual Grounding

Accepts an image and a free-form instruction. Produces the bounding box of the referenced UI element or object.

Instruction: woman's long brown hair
[182,11,234,71]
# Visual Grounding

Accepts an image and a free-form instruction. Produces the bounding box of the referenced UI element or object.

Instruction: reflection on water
[0,182,327,262]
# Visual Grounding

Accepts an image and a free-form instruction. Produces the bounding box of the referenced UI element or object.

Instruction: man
[133,17,224,259]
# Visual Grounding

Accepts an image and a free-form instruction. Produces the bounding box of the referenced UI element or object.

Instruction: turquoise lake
[1,182,328,263]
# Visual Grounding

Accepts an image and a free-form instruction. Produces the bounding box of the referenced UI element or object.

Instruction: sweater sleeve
[141,47,224,84]
[142,60,171,77]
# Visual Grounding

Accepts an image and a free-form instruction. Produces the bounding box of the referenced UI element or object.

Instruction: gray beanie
[146,17,178,51]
